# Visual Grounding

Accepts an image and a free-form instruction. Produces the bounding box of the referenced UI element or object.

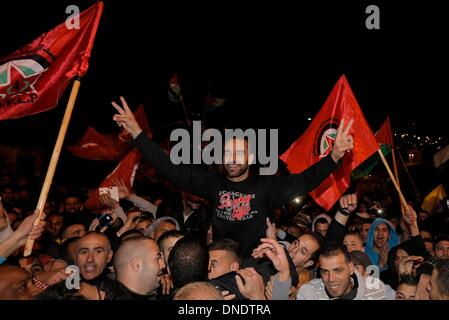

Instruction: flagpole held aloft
[24,79,81,256]
[377,148,408,209]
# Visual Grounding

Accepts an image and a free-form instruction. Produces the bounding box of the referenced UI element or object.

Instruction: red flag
[69,105,151,160]
[280,75,379,210]
[84,149,141,210]
[68,127,123,161]
[0,2,103,120]
[375,116,394,147]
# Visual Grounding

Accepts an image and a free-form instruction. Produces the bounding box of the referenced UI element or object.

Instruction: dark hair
[207,238,241,262]
[314,217,329,226]
[344,231,363,242]
[319,242,351,263]
[168,236,209,288]
[361,218,374,225]
[59,236,80,264]
[398,275,419,287]
[307,232,324,263]
[157,230,184,248]
[33,281,85,300]
[435,235,449,246]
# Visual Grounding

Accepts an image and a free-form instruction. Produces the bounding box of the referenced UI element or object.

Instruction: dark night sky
[0,0,447,190]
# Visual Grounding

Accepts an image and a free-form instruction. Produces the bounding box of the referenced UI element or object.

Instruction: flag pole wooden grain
[24,79,81,256]
[377,148,408,209]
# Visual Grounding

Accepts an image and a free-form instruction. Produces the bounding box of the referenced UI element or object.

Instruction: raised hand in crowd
[113,178,131,200]
[334,193,358,226]
[0,209,46,261]
[235,267,266,300]
[330,119,354,163]
[116,210,141,237]
[265,218,277,240]
[378,241,390,269]
[402,204,420,237]
[112,97,142,139]
[99,193,120,210]
[0,199,9,232]
[398,255,424,278]
[339,194,357,213]
[252,238,290,281]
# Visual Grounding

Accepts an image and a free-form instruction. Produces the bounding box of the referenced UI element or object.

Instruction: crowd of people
[0,97,448,300]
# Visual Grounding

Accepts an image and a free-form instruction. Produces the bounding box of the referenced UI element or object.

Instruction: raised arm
[270,119,354,208]
[112,97,217,199]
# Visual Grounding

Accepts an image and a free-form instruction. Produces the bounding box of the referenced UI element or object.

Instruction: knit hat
[144,216,180,237]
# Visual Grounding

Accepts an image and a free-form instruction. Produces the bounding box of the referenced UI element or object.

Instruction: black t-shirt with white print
[134,133,339,257]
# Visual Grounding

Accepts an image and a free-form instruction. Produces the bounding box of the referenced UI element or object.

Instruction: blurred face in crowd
[47,215,64,238]
[1,187,14,202]
[359,222,371,244]
[343,234,364,252]
[159,235,184,263]
[418,211,430,222]
[0,265,33,300]
[183,192,203,210]
[435,240,449,260]
[424,240,435,256]
[394,248,410,272]
[223,138,253,182]
[396,283,417,300]
[358,203,368,213]
[374,223,390,249]
[208,250,240,280]
[315,222,329,238]
[152,221,176,242]
[64,197,82,214]
[319,252,354,298]
[136,218,153,234]
[18,256,43,275]
[76,233,112,280]
[62,224,86,241]
[288,234,320,268]
[287,225,302,238]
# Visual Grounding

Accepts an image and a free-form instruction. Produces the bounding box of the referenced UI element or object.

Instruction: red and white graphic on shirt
[217,191,255,221]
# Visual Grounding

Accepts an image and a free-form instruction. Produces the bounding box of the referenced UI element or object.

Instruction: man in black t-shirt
[112,97,354,257]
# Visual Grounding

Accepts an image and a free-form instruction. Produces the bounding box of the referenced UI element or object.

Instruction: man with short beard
[297,243,395,300]
[112,97,354,257]
[75,232,116,298]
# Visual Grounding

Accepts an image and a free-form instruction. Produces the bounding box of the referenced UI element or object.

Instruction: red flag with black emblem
[84,148,141,211]
[280,75,379,210]
[0,2,103,120]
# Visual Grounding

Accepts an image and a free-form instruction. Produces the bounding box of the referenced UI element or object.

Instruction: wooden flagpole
[377,149,408,209]
[391,144,401,189]
[24,79,81,256]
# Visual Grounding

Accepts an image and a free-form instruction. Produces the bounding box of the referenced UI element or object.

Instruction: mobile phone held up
[98,186,119,202]
[97,214,113,230]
